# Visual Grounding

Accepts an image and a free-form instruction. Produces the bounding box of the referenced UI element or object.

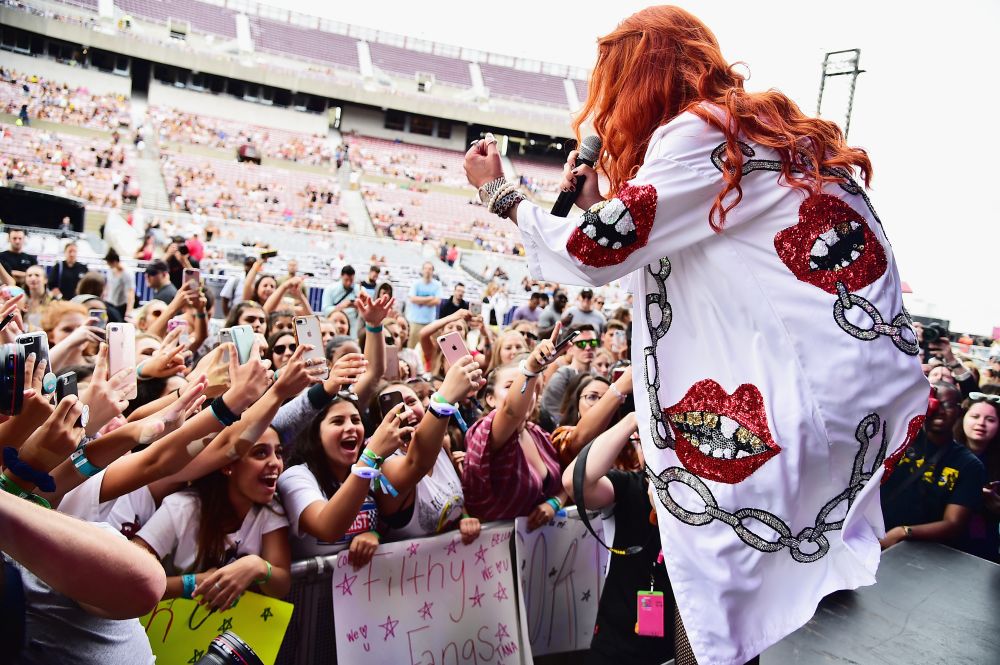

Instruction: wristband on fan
[608,382,628,403]
[360,448,383,468]
[0,472,51,509]
[255,560,272,585]
[210,397,241,427]
[352,464,399,497]
[371,530,382,541]
[2,447,55,492]
[428,393,459,416]
[519,359,541,394]
[545,496,563,513]
[181,574,196,599]
[70,441,103,478]
[365,324,383,333]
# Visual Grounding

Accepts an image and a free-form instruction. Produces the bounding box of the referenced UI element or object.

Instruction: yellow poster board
[141,592,293,665]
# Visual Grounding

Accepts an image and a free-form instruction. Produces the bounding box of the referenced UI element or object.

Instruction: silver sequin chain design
[643,257,675,450]
[646,413,889,563]
[833,281,919,355]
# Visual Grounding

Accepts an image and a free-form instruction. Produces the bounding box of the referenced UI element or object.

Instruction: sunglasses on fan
[273,343,297,355]
[573,339,600,349]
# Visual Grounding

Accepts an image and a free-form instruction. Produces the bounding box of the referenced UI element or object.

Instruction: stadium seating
[348,135,471,190]
[511,157,564,200]
[114,0,239,38]
[479,63,568,107]
[0,68,131,131]
[160,150,348,229]
[249,16,360,71]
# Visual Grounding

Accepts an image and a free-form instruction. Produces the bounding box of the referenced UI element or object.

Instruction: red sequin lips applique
[881,414,926,484]
[566,183,657,268]
[773,194,887,294]
[664,380,780,484]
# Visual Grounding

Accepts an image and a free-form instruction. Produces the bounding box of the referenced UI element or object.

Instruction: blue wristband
[70,441,103,478]
[365,324,383,333]
[209,397,240,427]
[2,447,55,493]
[182,573,196,599]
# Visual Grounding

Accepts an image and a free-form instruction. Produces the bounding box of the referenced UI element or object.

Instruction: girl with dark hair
[553,367,639,471]
[276,395,413,564]
[954,388,1000,561]
[267,330,297,372]
[368,357,484,543]
[133,427,291,611]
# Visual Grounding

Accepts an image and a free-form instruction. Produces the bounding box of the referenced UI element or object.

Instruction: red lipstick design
[566,183,657,268]
[774,194,887,294]
[881,414,925,483]
[665,380,781,484]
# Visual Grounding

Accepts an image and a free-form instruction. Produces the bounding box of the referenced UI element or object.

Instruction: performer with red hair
[465,6,927,665]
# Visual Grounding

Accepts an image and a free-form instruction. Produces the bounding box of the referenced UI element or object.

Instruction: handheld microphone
[551,135,602,217]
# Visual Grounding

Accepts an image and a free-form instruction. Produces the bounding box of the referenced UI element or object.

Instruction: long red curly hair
[574,5,873,231]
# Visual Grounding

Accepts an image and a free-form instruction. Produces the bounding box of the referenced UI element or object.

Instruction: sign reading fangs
[332,525,529,665]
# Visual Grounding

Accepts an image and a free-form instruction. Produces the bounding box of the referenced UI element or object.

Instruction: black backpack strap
[573,439,643,556]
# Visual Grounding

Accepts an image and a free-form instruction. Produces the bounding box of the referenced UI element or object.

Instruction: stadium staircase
[135,156,171,212]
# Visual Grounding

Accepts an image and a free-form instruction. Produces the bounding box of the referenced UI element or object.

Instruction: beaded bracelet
[477,177,507,205]
[493,190,526,218]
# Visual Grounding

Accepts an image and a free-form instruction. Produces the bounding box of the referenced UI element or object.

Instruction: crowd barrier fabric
[141,591,294,665]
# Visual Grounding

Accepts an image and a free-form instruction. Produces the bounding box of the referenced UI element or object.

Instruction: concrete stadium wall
[339,103,468,151]
[1,50,132,96]
[147,82,329,135]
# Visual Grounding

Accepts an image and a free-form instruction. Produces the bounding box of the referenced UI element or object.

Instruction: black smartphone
[552,329,581,354]
[0,342,26,416]
[378,390,405,420]
[16,332,49,374]
[55,371,77,403]
[261,249,279,260]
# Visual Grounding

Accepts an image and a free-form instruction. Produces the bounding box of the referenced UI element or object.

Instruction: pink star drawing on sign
[469,585,485,608]
[495,622,511,642]
[379,615,399,641]
[493,582,508,602]
[418,601,433,621]
[407,542,420,556]
[445,540,459,555]
[336,573,358,596]
[474,544,488,565]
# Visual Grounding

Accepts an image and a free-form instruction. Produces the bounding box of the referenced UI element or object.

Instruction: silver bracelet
[608,382,628,403]
[488,181,518,213]
[494,191,525,219]
[478,177,507,205]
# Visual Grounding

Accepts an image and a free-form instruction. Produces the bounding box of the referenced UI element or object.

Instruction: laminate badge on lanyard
[635,591,665,637]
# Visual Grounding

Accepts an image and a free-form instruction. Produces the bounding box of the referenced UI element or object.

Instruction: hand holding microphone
[553,135,603,216]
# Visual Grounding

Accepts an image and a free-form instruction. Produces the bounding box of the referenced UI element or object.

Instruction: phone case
[107,323,137,400]
[55,372,77,403]
[229,325,255,365]
[378,390,404,420]
[384,344,400,381]
[293,316,329,380]
[437,331,470,366]
[16,332,49,371]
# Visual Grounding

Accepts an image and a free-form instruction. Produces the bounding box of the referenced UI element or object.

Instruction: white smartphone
[294,315,329,380]
[107,322,137,400]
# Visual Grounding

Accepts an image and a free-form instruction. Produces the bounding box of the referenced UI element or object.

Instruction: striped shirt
[462,409,563,521]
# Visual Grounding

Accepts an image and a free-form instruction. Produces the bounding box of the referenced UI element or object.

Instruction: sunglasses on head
[273,343,297,355]
[574,339,600,349]
[969,392,1000,405]
[522,332,539,342]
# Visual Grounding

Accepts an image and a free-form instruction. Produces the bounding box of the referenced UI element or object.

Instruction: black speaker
[0,186,85,232]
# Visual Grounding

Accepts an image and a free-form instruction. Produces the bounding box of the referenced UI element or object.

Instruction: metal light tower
[817,49,865,139]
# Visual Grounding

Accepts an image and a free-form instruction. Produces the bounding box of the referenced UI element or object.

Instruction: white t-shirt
[277,464,378,559]
[57,471,157,539]
[135,491,287,572]
[516,108,928,665]
[387,448,465,541]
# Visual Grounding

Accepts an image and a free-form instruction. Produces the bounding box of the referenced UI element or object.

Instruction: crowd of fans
[1,67,131,131]
[1,214,999,663]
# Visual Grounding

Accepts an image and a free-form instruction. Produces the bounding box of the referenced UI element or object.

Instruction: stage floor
[763,541,1000,664]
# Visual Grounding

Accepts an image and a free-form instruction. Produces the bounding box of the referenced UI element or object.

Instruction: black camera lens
[194,631,264,665]
[923,326,941,344]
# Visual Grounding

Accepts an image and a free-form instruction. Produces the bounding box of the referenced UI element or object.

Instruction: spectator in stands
[564,289,607,333]
[328,310,351,337]
[220,256,257,316]
[462,328,569,527]
[322,265,360,336]
[954,390,1000,561]
[133,427,291,612]
[481,281,509,328]
[144,260,177,303]
[18,103,29,126]
[446,244,459,267]
[562,412,673,664]
[103,249,135,321]
[224,301,268,336]
[406,262,442,347]
[880,383,987,549]
[540,325,599,431]
[47,242,88,300]
[277,396,412,561]
[488,330,528,373]
[438,282,468,319]
[554,367,639,472]
[0,228,36,284]
[592,348,615,380]
[538,289,569,329]
[511,292,544,323]
[359,265,381,298]
[268,310,295,337]
[243,270,278,311]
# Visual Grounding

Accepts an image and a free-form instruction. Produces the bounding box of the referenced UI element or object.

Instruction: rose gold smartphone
[107,322,137,400]
[436,331,470,365]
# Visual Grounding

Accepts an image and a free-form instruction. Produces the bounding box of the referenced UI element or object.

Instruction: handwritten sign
[332,524,529,665]
[515,508,609,656]
[142,591,293,665]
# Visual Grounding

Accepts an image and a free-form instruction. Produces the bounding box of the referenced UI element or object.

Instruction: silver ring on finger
[214,582,222,591]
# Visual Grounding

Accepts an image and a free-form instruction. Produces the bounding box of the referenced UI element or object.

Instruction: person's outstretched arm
[562,412,638,510]
[0,490,165,619]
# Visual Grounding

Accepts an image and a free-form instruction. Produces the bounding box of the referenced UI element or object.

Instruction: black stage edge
[763,541,1000,664]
